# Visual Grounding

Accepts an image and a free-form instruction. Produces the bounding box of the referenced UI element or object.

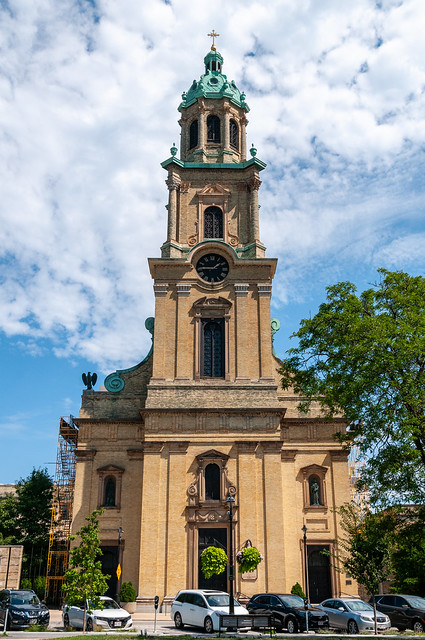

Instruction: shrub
[291,582,305,598]
[119,581,137,602]
[33,576,46,599]
[20,578,32,590]
[201,546,228,579]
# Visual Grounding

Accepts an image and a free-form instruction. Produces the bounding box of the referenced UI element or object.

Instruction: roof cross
[207,29,220,51]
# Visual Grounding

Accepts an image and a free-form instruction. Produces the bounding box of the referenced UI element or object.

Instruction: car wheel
[63,613,71,629]
[347,619,359,634]
[174,612,184,629]
[204,616,214,633]
[86,617,94,631]
[413,620,425,633]
[286,617,298,633]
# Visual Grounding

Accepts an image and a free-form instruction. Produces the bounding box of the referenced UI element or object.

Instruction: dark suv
[247,593,329,633]
[373,594,425,632]
[0,589,50,630]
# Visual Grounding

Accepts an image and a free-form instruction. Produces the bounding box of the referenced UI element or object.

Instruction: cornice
[161,157,266,171]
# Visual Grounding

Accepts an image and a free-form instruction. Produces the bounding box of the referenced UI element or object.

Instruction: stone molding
[234,283,249,296]
[176,283,191,296]
[257,283,272,297]
[75,449,96,461]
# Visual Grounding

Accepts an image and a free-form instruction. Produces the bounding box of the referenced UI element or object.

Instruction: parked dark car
[247,593,329,633]
[372,594,425,632]
[0,589,50,630]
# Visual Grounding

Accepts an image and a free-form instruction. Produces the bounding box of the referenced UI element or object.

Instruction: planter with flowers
[200,546,228,579]
[236,547,263,573]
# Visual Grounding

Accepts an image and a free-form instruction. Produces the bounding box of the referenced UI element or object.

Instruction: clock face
[196,253,229,283]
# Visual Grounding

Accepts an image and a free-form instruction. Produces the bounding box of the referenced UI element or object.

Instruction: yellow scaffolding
[44,417,78,603]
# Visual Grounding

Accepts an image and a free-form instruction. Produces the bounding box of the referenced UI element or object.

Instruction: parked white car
[171,589,249,633]
[62,596,133,631]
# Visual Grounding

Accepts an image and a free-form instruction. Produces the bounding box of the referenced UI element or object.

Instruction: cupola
[178,43,250,164]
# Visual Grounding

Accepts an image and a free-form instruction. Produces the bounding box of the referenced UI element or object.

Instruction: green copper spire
[178,46,249,113]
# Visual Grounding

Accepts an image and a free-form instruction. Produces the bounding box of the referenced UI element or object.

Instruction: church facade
[71,44,357,608]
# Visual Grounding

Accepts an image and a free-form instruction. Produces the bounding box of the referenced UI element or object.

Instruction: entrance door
[101,546,118,599]
[307,545,332,603]
[198,528,227,591]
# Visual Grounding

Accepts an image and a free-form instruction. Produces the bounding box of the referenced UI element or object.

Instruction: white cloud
[1,0,424,372]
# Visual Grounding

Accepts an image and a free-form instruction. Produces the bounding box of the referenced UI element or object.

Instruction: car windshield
[278,595,304,608]
[406,596,425,609]
[10,593,40,605]
[206,594,239,608]
[89,599,120,610]
[346,600,373,612]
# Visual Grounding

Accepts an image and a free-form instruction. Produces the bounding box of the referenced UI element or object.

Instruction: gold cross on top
[208,29,220,50]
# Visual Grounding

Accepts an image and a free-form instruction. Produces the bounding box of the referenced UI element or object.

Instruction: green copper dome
[178,49,250,112]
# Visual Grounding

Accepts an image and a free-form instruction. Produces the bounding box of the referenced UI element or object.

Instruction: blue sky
[1,0,425,483]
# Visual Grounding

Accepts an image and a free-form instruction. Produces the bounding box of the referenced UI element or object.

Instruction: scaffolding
[44,416,78,603]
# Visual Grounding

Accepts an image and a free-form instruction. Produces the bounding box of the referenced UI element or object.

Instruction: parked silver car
[318,597,391,634]
[171,589,248,633]
[62,596,132,631]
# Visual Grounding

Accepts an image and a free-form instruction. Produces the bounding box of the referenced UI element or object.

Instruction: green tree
[279,269,425,506]
[332,503,393,634]
[389,506,425,595]
[62,509,109,631]
[0,468,53,581]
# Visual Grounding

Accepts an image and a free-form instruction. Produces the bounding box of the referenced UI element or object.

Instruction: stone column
[261,441,285,591]
[138,442,166,600]
[198,102,206,156]
[248,176,261,243]
[223,104,230,151]
[257,283,274,380]
[280,450,300,590]
[240,116,248,161]
[234,284,251,380]
[179,117,186,160]
[166,175,180,243]
[151,283,169,380]
[165,442,189,596]
[175,283,192,380]
[235,441,265,591]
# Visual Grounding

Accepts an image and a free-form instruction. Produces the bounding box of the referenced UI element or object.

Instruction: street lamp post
[302,525,309,633]
[226,494,236,615]
[116,527,124,603]
[302,525,309,600]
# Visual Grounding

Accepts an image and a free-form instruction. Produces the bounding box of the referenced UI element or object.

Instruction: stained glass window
[207,115,221,142]
[230,119,238,150]
[204,206,223,238]
[104,477,116,507]
[189,119,198,149]
[202,319,224,377]
[205,463,220,500]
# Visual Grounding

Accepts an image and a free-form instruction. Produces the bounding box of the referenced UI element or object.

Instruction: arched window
[230,119,239,150]
[309,475,322,506]
[202,319,224,377]
[189,119,198,149]
[204,206,223,239]
[207,115,221,143]
[205,463,221,500]
[104,477,116,507]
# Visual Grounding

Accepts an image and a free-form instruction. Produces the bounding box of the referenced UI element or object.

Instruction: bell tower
[146,41,278,404]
